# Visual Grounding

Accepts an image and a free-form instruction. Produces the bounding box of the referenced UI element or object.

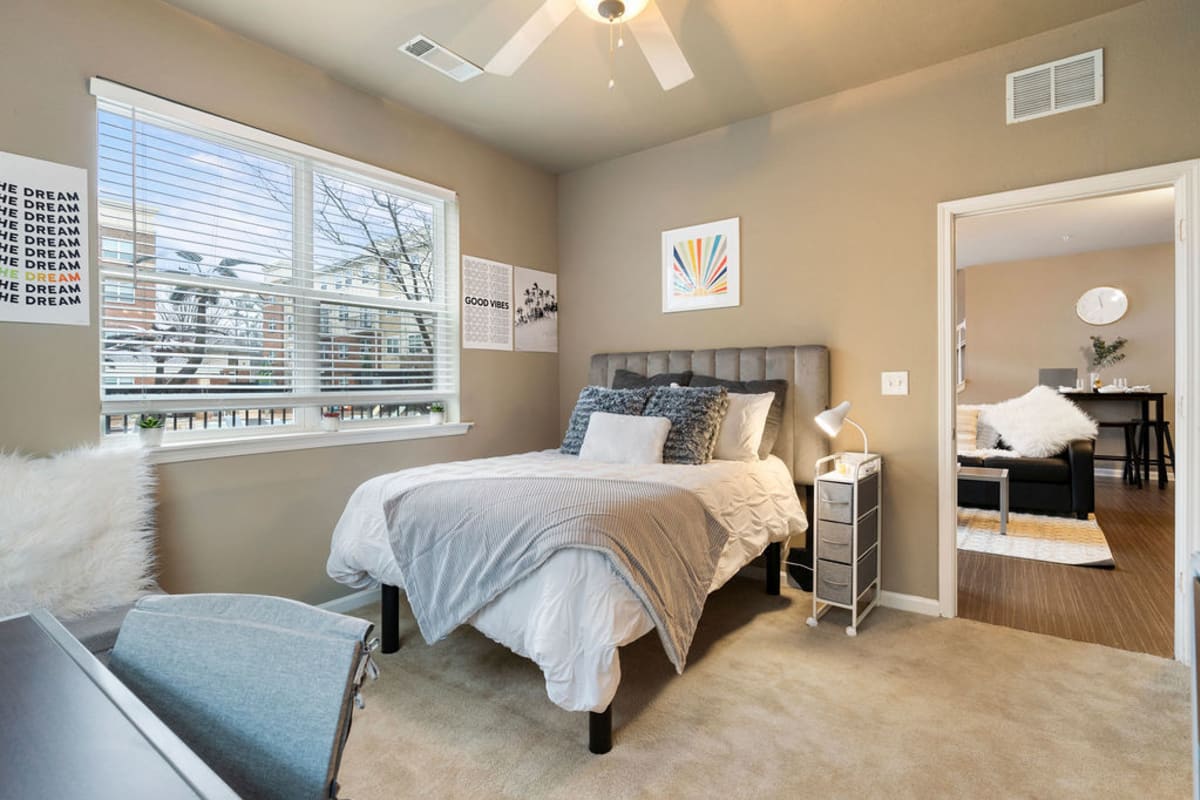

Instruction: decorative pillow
[691,376,788,458]
[980,386,1098,458]
[0,443,156,619]
[611,368,694,389]
[958,403,1000,449]
[642,386,729,465]
[561,386,653,455]
[956,406,980,452]
[713,392,776,462]
[579,412,672,464]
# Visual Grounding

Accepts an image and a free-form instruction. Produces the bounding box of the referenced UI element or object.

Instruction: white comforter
[327,450,807,712]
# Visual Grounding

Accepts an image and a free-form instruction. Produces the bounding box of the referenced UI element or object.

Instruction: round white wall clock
[1076,286,1128,325]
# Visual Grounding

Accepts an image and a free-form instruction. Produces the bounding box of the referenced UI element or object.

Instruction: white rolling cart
[806,452,882,636]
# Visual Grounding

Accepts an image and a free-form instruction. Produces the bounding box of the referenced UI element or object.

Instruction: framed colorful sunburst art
[661,217,740,313]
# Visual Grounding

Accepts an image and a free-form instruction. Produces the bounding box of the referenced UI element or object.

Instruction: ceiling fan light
[576,0,651,24]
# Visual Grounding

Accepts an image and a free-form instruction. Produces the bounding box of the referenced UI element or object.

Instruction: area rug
[957,508,1115,568]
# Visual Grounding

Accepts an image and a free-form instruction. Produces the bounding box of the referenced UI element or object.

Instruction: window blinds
[93,83,459,417]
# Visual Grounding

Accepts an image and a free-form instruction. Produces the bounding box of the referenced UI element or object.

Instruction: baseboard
[1094,466,1174,482]
[878,591,940,616]
[318,587,376,614]
[317,574,938,619]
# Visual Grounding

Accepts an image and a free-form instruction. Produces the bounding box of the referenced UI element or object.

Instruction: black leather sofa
[958,439,1095,519]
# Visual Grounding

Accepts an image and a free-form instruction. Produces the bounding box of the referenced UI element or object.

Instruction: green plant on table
[1089,336,1128,370]
[137,413,164,429]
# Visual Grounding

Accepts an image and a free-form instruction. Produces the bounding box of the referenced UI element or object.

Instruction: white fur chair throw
[979,386,1098,458]
[0,443,156,619]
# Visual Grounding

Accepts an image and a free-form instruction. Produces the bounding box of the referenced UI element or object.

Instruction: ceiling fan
[486,0,694,90]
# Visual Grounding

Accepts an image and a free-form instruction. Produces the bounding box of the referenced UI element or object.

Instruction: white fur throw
[0,443,156,619]
[979,386,1098,458]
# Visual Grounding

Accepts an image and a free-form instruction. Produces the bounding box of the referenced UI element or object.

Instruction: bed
[327,345,830,752]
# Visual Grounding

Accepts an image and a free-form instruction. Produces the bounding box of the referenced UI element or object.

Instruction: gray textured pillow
[691,376,788,459]
[561,386,653,455]
[611,369,694,389]
[643,386,730,465]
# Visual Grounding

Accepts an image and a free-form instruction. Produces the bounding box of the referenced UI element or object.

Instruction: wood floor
[958,476,1175,657]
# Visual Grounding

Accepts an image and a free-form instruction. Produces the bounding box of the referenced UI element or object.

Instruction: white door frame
[937,159,1200,663]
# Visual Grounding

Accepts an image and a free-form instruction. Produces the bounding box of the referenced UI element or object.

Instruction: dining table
[1060,390,1169,488]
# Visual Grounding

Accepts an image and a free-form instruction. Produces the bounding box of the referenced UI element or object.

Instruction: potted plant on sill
[137,413,165,447]
[429,401,445,425]
[321,406,342,432]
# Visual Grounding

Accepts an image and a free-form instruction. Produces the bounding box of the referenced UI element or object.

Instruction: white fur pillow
[980,386,1098,458]
[0,443,156,619]
[579,412,672,464]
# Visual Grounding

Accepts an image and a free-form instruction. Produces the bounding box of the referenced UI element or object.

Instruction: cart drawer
[817,481,853,523]
[817,474,879,524]
[817,508,878,564]
[815,546,878,607]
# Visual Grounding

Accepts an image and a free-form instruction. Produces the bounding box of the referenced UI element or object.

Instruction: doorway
[936,160,1200,662]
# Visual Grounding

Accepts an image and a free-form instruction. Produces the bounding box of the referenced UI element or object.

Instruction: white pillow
[980,386,1098,458]
[956,406,980,452]
[713,392,775,462]
[0,443,156,619]
[958,403,1000,449]
[579,412,672,464]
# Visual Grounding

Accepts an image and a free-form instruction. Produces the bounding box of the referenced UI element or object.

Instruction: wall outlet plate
[882,370,909,396]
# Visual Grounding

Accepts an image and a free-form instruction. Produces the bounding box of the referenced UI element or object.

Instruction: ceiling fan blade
[485,0,576,76]
[628,0,694,90]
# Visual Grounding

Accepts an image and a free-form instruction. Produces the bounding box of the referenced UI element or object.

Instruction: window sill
[140,422,473,465]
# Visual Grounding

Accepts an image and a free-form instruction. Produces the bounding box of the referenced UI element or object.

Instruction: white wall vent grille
[400,35,483,83]
[1006,49,1103,124]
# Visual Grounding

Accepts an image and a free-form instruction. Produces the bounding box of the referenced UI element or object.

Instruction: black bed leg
[765,541,781,596]
[589,705,613,754]
[381,584,401,653]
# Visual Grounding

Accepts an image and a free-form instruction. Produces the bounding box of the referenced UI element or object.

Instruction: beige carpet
[338,579,1190,799]
[958,507,1116,567]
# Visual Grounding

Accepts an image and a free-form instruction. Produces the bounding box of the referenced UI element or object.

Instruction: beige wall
[558,0,1200,599]
[959,243,1174,459]
[0,0,558,604]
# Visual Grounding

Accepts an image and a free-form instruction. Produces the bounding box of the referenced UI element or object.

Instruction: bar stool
[1096,420,1141,486]
[1136,419,1176,485]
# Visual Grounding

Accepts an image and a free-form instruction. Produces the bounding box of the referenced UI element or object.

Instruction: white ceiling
[158,0,1140,173]
[955,188,1177,268]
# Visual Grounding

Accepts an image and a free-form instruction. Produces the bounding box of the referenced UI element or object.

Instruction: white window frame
[91,79,465,460]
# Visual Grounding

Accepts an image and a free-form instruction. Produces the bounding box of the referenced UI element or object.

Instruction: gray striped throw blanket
[385,477,730,672]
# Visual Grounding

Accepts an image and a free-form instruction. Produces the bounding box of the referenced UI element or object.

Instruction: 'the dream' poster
[0,151,90,326]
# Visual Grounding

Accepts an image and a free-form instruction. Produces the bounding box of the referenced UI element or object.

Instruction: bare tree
[247,160,438,358]
[104,251,264,387]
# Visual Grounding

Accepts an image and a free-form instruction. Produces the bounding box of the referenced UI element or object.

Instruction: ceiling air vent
[400,35,483,83]
[1006,49,1103,124]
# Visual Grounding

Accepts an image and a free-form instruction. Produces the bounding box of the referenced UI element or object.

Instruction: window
[94,81,459,443]
[102,279,135,305]
[101,236,134,263]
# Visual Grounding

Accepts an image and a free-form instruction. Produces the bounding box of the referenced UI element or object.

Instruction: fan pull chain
[608,19,616,89]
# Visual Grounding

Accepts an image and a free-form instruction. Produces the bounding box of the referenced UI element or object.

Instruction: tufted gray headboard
[588,346,831,485]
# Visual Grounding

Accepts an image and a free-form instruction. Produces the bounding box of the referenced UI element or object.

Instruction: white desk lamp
[814,400,869,453]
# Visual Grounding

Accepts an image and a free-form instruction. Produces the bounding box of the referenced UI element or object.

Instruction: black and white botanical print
[514,267,557,352]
